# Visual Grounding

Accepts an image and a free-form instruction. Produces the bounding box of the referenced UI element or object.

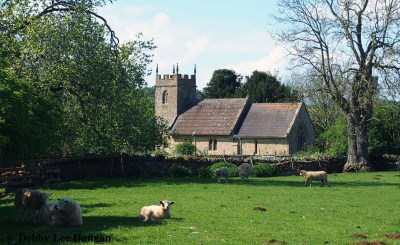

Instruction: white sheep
[14,188,51,224]
[215,167,229,183]
[239,163,253,181]
[300,170,330,187]
[35,198,83,226]
[139,200,174,222]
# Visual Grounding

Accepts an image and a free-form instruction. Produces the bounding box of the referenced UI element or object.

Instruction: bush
[253,163,277,177]
[198,167,213,178]
[174,140,196,156]
[318,117,347,157]
[209,162,239,177]
[170,164,192,177]
[152,149,169,158]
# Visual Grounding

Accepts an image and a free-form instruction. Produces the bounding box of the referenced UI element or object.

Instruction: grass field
[0,172,399,245]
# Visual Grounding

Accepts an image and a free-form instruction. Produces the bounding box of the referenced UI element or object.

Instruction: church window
[209,139,218,151]
[297,124,306,151]
[162,90,168,104]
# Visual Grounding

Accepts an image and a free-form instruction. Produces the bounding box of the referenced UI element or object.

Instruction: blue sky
[98,0,287,89]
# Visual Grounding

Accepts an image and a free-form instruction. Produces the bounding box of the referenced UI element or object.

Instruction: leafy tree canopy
[203,69,242,98]
[0,0,169,165]
[273,0,400,171]
[239,70,299,103]
[369,102,400,155]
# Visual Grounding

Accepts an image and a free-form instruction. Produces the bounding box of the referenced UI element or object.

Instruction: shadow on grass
[3,174,399,194]
[45,180,148,191]
[1,215,184,244]
[80,203,114,209]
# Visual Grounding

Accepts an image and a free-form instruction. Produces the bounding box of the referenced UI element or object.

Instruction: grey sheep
[239,163,253,181]
[215,167,229,183]
[14,188,51,224]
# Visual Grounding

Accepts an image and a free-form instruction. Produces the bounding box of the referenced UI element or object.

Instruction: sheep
[300,170,330,187]
[35,198,82,226]
[215,167,229,183]
[14,188,51,224]
[139,200,174,222]
[239,163,253,181]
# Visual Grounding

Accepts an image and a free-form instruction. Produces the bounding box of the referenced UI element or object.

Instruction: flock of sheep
[14,188,83,226]
[216,163,330,187]
[13,164,330,225]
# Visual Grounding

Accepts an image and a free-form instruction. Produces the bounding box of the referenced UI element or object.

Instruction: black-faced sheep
[300,170,330,187]
[239,163,253,181]
[139,200,174,222]
[14,188,51,224]
[215,167,229,183]
[35,198,83,226]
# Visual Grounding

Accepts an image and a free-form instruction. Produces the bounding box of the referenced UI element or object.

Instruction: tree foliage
[174,140,196,156]
[273,0,400,171]
[0,0,168,165]
[203,69,242,98]
[317,117,348,157]
[290,73,344,136]
[369,102,400,155]
[239,70,299,103]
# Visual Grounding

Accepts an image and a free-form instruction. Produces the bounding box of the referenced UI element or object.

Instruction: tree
[0,73,63,163]
[0,0,169,163]
[240,70,299,103]
[174,140,197,156]
[318,117,348,157]
[289,73,344,136]
[273,0,400,171]
[369,102,400,155]
[203,69,242,98]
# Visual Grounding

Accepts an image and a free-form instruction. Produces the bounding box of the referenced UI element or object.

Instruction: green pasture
[0,172,399,244]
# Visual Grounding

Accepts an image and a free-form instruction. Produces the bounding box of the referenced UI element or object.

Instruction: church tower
[155,63,197,128]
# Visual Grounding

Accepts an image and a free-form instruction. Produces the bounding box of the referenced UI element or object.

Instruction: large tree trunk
[343,114,373,172]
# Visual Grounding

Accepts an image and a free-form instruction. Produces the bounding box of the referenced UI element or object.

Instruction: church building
[155,65,315,156]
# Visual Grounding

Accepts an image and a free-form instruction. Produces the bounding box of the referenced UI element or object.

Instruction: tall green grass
[0,172,399,244]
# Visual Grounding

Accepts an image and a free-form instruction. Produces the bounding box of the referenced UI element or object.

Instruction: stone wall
[6,155,398,183]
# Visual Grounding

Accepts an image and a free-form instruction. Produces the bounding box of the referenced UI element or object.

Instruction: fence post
[291,156,294,170]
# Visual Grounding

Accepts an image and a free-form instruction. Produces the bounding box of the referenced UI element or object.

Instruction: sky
[98,0,287,89]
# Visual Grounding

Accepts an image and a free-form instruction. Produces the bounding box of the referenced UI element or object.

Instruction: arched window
[213,139,217,151]
[209,139,213,151]
[162,90,168,104]
[297,124,306,151]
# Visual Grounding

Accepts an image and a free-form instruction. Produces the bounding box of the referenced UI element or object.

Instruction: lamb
[35,198,83,226]
[14,188,51,224]
[139,200,174,222]
[215,167,229,183]
[300,170,330,187]
[239,163,253,181]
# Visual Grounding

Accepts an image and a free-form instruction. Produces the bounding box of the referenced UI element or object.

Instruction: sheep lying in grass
[14,188,51,224]
[215,167,229,183]
[300,170,330,187]
[35,198,83,226]
[239,163,253,181]
[139,200,174,222]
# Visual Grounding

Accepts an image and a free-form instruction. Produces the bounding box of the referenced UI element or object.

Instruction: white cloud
[98,3,288,89]
[183,37,208,62]
[153,12,171,29]
[226,45,289,78]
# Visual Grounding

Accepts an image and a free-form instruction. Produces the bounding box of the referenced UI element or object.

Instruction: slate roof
[171,97,249,136]
[235,102,302,138]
